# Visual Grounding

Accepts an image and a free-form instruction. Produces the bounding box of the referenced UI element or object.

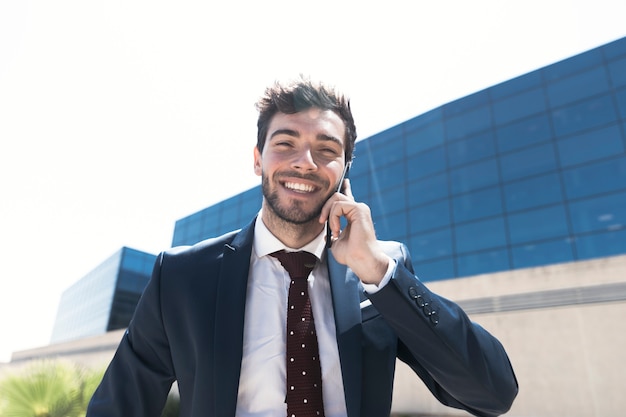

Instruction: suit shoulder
[157,230,243,277]
[163,229,240,261]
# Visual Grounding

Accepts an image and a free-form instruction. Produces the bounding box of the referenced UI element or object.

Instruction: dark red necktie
[271,250,325,417]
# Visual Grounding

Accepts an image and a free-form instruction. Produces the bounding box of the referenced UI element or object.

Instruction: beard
[261,171,334,225]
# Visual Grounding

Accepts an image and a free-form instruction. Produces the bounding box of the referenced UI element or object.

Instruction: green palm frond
[0,360,105,417]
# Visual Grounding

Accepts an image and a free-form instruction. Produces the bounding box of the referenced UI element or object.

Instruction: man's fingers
[326,201,344,237]
[342,178,354,199]
[319,185,353,224]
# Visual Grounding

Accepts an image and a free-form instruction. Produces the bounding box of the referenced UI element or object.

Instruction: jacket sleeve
[367,243,518,417]
[86,252,176,417]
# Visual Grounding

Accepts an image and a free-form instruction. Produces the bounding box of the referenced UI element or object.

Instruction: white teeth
[284,182,315,193]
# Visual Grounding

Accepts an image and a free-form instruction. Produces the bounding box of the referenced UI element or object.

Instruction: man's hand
[319,179,390,285]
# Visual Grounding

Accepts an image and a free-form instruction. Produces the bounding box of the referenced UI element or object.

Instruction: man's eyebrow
[269,129,299,139]
[317,134,343,148]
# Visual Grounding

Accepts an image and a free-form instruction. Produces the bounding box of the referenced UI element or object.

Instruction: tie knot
[270,250,318,279]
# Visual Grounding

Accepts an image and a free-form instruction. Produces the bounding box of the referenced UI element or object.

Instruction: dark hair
[255,77,357,163]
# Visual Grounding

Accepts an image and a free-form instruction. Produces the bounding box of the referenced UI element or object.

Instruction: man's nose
[291,148,317,171]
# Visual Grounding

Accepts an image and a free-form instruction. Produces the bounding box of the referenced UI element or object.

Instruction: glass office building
[173,36,626,282]
[50,247,156,344]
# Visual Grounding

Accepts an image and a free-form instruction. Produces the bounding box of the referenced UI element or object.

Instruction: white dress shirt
[235,213,393,417]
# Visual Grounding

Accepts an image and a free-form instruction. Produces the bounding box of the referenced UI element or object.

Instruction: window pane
[576,228,626,260]
[496,113,552,153]
[608,57,626,88]
[456,249,510,277]
[493,88,546,125]
[120,251,144,275]
[511,239,574,269]
[455,218,507,253]
[220,201,239,223]
[450,158,499,194]
[402,107,443,132]
[351,172,371,199]
[368,130,405,166]
[410,200,451,233]
[173,209,211,246]
[616,88,626,119]
[543,48,602,81]
[547,66,610,107]
[409,228,453,261]
[551,94,617,137]
[507,205,569,244]
[500,143,557,182]
[374,210,407,242]
[373,185,406,215]
[452,186,503,223]
[406,122,445,155]
[413,258,455,282]
[557,124,624,168]
[446,105,492,141]
[603,38,626,60]
[348,150,370,176]
[370,161,405,190]
[568,191,626,234]
[239,187,263,220]
[447,131,496,167]
[562,156,626,199]
[408,173,448,207]
[407,147,446,180]
[504,173,563,212]
[444,90,490,117]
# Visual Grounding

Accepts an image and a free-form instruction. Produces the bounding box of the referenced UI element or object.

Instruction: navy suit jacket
[88,218,517,417]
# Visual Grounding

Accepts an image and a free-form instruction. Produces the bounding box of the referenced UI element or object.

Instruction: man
[87,78,518,417]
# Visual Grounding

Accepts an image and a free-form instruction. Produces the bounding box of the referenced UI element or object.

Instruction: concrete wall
[393,254,626,417]
[4,255,626,416]
[0,329,126,380]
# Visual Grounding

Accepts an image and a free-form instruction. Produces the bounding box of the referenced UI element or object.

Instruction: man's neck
[260,206,324,249]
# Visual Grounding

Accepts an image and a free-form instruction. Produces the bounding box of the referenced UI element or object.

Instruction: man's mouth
[283,181,316,193]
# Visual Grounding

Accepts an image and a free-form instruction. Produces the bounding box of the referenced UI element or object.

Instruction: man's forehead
[268,109,345,135]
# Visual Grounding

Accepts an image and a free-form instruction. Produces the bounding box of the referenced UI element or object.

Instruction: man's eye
[321,148,340,156]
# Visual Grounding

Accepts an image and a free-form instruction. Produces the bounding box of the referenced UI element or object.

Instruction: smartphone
[326,162,351,248]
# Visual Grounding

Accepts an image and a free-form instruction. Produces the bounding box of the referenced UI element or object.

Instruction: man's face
[254,108,346,225]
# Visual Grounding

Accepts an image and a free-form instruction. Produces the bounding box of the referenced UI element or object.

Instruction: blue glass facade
[172,36,626,282]
[50,247,156,343]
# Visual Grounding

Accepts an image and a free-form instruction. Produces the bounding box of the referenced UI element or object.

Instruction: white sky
[1,0,625,363]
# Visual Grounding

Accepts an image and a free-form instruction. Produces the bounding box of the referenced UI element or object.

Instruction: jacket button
[408,287,419,299]
[415,295,426,307]
[423,304,433,316]
[430,311,439,325]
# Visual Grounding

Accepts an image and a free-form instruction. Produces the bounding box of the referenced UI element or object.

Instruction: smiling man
[87,78,518,417]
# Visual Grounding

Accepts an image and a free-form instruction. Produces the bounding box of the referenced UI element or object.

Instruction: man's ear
[253,146,262,176]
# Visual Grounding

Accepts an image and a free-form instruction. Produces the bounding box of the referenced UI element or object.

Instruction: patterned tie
[271,250,325,417]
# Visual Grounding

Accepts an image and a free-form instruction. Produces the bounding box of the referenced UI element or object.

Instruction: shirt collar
[254,210,326,261]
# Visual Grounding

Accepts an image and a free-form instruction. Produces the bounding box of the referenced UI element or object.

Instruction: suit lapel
[327,251,363,417]
[213,218,255,417]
